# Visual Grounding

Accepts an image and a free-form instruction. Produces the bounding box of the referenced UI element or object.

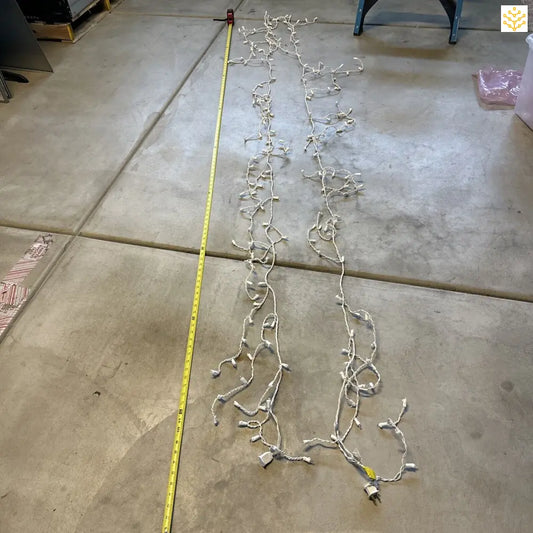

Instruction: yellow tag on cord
[363,466,376,480]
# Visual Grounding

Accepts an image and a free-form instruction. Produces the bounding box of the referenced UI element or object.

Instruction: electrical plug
[363,483,381,505]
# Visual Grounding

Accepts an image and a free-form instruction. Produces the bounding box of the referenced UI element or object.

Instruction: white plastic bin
[515,34,533,130]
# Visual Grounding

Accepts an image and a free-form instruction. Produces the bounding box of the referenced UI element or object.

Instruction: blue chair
[354,0,465,44]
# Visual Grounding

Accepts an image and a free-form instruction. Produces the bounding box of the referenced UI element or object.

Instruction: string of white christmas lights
[211,13,416,500]
[210,15,313,467]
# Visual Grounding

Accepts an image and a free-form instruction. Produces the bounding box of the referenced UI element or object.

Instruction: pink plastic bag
[477,67,523,106]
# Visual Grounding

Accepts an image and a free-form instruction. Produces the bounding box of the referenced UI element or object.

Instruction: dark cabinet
[16,0,99,23]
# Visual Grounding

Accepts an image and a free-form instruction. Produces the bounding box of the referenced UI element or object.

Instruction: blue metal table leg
[354,0,380,36]
[439,0,464,43]
[449,0,464,44]
[354,0,365,35]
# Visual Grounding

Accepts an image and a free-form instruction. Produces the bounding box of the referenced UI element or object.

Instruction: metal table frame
[354,0,465,44]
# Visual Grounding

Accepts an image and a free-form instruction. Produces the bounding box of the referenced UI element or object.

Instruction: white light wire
[211,12,416,494]
[210,14,312,466]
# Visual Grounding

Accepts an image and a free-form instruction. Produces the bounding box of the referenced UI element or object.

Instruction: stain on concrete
[500,380,514,392]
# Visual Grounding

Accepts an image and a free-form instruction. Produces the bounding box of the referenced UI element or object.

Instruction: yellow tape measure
[162,11,234,533]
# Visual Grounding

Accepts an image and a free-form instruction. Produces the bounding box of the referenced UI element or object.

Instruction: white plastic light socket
[258,451,274,468]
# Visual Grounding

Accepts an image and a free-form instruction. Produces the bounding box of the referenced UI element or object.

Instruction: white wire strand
[211,12,415,492]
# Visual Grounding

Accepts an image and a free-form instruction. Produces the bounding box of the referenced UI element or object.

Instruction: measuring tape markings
[162,10,234,533]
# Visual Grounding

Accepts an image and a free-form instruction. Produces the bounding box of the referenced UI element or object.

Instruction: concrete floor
[1,1,532,532]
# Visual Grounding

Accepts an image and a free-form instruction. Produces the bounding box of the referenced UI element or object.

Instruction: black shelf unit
[16,0,98,24]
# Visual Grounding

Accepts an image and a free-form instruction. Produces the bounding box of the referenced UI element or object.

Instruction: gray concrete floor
[1,1,532,532]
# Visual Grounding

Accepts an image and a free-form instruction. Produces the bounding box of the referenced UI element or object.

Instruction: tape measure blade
[161,20,233,533]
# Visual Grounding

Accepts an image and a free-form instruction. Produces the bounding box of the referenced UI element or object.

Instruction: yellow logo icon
[501,5,528,32]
